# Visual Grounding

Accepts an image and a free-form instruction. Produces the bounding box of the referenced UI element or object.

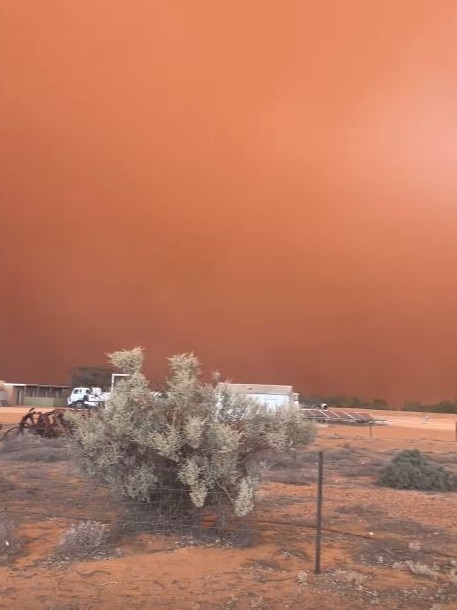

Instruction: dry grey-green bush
[69,347,316,519]
[0,435,68,463]
[56,521,108,559]
[378,449,457,491]
[393,560,440,579]
[0,512,21,563]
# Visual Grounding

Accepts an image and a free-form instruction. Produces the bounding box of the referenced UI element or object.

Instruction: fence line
[3,504,456,563]
[2,436,457,573]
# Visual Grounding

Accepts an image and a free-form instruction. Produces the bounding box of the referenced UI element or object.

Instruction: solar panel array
[300,408,384,425]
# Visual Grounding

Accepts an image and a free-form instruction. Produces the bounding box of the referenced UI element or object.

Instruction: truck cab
[67,387,107,409]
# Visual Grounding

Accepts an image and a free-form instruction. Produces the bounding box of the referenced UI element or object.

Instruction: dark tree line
[298,394,390,410]
[403,399,457,414]
[69,366,114,390]
[299,392,457,414]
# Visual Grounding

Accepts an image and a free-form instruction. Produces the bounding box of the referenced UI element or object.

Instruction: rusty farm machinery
[1,408,76,440]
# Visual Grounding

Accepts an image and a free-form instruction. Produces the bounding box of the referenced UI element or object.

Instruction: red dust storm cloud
[2,1,457,405]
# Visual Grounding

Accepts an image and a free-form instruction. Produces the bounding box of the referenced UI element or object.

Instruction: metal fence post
[314,450,324,575]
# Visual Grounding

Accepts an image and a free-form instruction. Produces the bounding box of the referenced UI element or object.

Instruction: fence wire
[1,429,457,569]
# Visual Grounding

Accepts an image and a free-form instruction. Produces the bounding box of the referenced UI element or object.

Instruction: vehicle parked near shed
[67,387,110,409]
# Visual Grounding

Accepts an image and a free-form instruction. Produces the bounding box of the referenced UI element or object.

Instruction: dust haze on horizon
[2,1,457,405]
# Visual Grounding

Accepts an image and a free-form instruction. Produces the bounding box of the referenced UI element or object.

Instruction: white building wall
[249,393,292,410]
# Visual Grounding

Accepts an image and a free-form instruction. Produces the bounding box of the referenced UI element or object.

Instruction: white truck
[67,387,111,409]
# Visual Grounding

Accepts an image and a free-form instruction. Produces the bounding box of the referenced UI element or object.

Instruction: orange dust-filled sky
[2,1,457,405]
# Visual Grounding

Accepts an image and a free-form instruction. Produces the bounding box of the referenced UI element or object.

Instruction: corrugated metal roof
[4,383,70,388]
[218,383,294,395]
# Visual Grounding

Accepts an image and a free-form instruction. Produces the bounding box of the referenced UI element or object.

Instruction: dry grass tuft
[0,512,22,563]
[56,520,108,560]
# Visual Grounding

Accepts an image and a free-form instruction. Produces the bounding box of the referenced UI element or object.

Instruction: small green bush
[378,449,457,491]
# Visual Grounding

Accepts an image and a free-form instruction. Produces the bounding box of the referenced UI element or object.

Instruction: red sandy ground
[0,408,457,609]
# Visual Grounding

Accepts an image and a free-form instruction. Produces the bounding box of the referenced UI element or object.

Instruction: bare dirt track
[1,409,457,609]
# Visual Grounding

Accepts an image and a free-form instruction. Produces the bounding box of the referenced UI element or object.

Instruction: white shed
[219,383,298,411]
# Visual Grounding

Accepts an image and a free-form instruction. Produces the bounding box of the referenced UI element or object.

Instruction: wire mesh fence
[1,428,457,572]
[1,465,456,568]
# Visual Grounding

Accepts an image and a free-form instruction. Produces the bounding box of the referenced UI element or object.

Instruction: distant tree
[325,395,347,407]
[349,395,366,407]
[435,399,457,414]
[326,395,368,408]
[403,400,424,412]
[299,394,373,408]
[298,393,323,406]
[70,366,114,390]
[69,348,316,520]
[372,398,389,410]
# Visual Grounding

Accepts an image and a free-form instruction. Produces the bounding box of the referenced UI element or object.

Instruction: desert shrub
[56,521,108,559]
[0,512,21,563]
[393,560,440,578]
[0,435,68,462]
[69,348,316,520]
[377,449,457,491]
